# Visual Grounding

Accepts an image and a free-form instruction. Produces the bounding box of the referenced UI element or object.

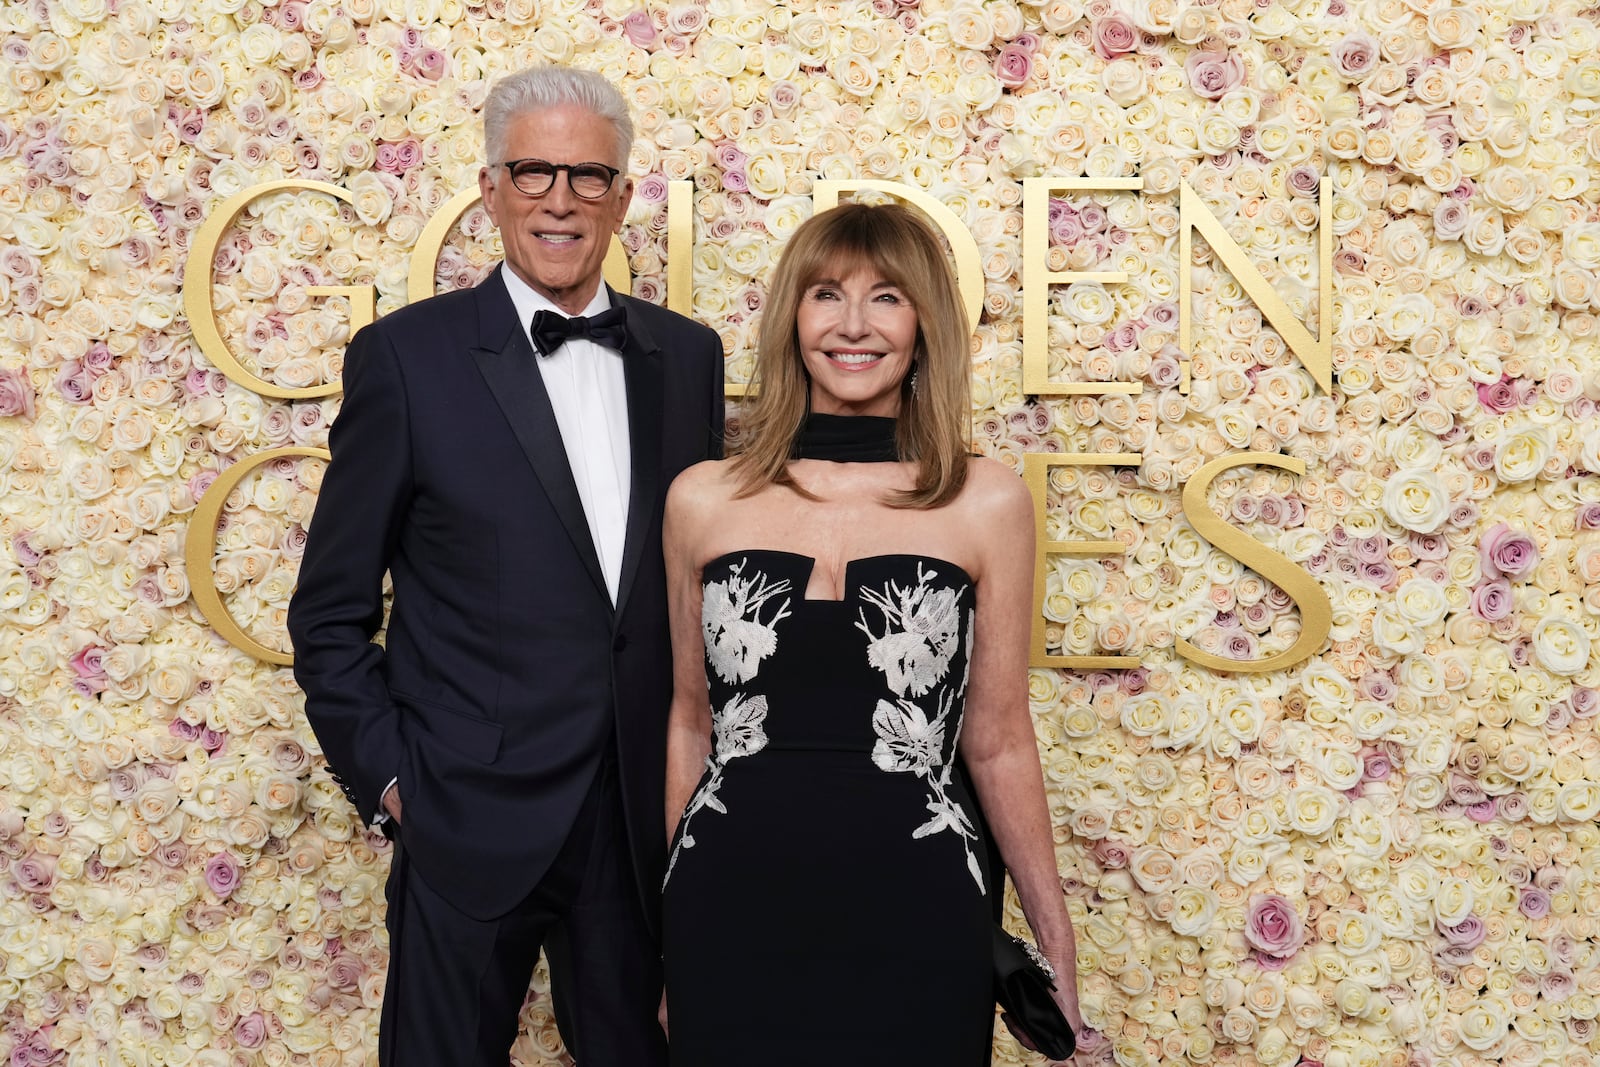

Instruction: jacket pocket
[390,689,504,764]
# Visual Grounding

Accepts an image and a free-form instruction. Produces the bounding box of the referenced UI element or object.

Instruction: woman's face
[795,265,919,417]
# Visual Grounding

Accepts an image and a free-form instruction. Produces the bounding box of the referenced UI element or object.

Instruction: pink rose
[1573,687,1599,717]
[412,48,448,81]
[0,366,34,419]
[235,1012,267,1049]
[70,646,106,679]
[13,851,57,893]
[1332,32,1379,78]
[1103,321,1141,354]
[56,361,94,404]
[994,44,1033,88]
[1434,199,1468,240]
[1092,14,1137,59]
[769,80,800,111]
[375,139,421,174]
[635,173,669,204]
[329,955,367,990]
[1185,49,1245,100]
[1409,532,1448,560]
[1481,522,1538,580]
[1050,208,1084,245]
[1244,894,1305,959]
[187,470,219,502]
[1090,838,1131,869]
[1469,579,1513,621]
[622,10,657,47]
[11,531,40,566]
[205,852,242,899]
[1476,377,1523,412]
[1438,913,1485,948]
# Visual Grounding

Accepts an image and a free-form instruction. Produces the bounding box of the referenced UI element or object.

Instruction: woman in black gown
[661,202,1083,1065]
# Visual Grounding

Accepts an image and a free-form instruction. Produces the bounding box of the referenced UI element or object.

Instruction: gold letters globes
[1177,453,1333,673]
[185,447,330,666]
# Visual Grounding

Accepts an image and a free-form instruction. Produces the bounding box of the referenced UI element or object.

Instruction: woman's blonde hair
[732,201,972,509]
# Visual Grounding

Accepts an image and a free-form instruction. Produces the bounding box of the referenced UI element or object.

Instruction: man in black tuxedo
[287,66,722,1066]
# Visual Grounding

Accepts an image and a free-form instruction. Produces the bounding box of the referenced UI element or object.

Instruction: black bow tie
[529,307,628,356]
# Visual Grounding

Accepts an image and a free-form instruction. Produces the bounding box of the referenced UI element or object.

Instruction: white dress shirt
[376,269,632,826]
[500,268,633,602]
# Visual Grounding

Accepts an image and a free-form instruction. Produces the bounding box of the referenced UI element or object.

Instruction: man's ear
[478,167,499,225]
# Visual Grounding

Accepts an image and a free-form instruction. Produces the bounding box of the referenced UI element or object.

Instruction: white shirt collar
[500,267,613,339]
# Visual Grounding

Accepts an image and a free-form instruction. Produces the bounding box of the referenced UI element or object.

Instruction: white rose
[1431,875,1474,925]
[1063,281,1113,325]
[1494,425,1552,483]
[1375,292,1435,340]
[1557,782,1600,822]
[1394,576,1449,628]
[1561,222,1600,269]
[1371,606,1423,656]
[1532,617,1590,676]
[1458,1000,1509,1052]
[1288,785,1339,837]
[1381,468,1449,532]
[1170,885,1219,936]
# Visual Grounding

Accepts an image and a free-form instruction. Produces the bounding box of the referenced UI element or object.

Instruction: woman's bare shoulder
[667,459,743,520]
[958,454,1033,517]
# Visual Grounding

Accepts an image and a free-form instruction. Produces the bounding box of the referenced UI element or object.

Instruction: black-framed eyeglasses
[500,158,621,199]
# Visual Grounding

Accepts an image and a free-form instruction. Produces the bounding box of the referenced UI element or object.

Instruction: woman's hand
[1046,950,1084,1037]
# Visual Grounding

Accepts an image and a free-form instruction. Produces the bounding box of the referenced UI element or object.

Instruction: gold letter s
[1177,452,1331,673]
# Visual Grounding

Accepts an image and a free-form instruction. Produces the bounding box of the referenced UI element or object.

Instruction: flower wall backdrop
[2,0,1599,1065]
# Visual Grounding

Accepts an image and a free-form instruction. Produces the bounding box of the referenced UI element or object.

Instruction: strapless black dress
[663,550,993,1065]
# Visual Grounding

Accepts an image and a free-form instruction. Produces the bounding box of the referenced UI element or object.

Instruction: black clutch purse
[994,927,1076,1060]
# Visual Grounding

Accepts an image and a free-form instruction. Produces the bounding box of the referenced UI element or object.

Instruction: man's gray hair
[483,67,634,170]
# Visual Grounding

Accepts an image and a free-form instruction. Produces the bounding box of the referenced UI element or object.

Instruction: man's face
[478,104,633,315]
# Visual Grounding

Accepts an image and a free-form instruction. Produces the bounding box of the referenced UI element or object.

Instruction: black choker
[792,414,899,462]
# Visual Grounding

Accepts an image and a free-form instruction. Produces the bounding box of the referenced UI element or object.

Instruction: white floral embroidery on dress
[668,557,791,887]
[856,562,965,697]
[862,564,985,892]
[665,692,770,885]
[702,557,793,684]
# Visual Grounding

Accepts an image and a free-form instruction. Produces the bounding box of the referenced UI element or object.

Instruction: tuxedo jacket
[287,266,723,922]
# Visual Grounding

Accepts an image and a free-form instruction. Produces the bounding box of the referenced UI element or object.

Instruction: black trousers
[379,752,665,1066]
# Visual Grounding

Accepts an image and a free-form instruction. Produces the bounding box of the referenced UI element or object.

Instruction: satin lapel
[468,277,608,602]
[613,294,664,619]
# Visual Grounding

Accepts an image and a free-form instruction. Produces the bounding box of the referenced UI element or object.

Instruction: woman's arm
[957,462,1083,1039]
[663,463,718,844]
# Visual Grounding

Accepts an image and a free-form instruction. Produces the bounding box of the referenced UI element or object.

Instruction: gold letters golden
[184,181,374,400]
[183,446,330,665]
[185,178,1336,673]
